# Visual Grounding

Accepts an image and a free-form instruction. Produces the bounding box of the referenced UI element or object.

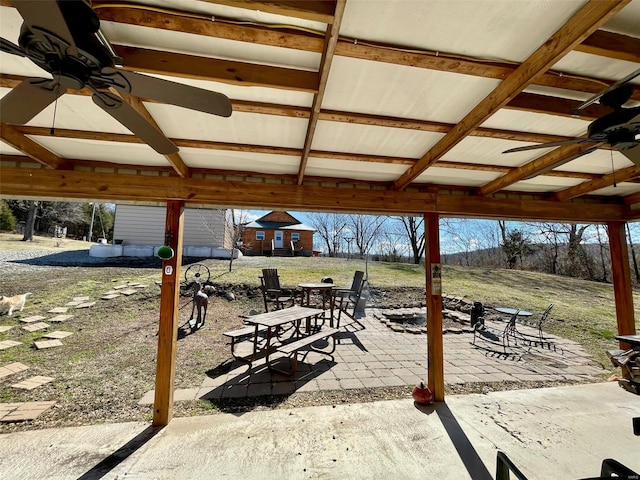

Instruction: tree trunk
[21,201,38,241]
[626,224,640,282]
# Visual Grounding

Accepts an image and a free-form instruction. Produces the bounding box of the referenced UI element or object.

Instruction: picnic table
[224,306,338,375]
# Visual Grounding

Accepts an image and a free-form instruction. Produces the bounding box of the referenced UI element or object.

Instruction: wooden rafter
[0,166,628,222]
[479,143,598,196]
[393,0,631,191]
[92,4,640,101]
[552,165,640,202]
[198,0,336,24]
[112,45,319,92]
[0,124,70,170]
[9,126,601,181]
[296,0,345,185]
[576,30,640,63]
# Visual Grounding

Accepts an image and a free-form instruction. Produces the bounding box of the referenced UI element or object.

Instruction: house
[241,211,315,257]
[90,204,234,258]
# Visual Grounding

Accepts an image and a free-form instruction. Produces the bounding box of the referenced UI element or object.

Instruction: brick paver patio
[139,307,607,404]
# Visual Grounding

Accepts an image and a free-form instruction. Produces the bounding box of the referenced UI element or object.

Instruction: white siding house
[113,205,228,247]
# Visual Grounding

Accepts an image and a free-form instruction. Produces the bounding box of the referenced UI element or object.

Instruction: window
[291,233,300,241]
[256,231,265,240]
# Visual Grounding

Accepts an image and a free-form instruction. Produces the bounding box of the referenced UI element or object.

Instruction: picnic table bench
[272,327,340,376]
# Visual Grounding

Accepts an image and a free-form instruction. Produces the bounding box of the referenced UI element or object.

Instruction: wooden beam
[393,0,631,191]
[577,30,640,63]
[0,124,70,170]
[607,221,637,348]
[504,92,610,120]
[197,0,336,23]
[153,200,184,426]
[296,0,345,184]
[0,75,615,145]
[479,143,599,196]
[112,45,319,92]
[424,213,444,402]
[12,125,601,180]
[335,37,640,103]
[552,165,640,201]
[94,5,325,52]
[0,166,629,221]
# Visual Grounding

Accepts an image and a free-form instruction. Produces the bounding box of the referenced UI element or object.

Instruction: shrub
[0,200,17,231]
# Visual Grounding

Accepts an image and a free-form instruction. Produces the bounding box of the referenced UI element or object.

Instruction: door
[274,231,284,248]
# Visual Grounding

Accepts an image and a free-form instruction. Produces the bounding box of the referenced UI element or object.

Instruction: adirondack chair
[259,268,297,312]
[332,270,366,330]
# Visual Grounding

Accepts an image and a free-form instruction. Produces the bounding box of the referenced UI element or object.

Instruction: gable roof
[245,211,315,231]
[1,0,639,223]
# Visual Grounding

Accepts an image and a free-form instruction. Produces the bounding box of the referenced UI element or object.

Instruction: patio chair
[513,304,557,351]
[259,268,297,312]
[332,270,366,330]
[472,309,520,354]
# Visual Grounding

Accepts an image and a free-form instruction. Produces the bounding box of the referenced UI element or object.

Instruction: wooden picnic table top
[244,305,325,328]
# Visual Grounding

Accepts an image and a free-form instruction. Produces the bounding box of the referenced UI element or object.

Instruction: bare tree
[594,224,609,282]
[394,215,424,264]
[347,214,386,258]
[307,212,348,257]
[627,223,640,282]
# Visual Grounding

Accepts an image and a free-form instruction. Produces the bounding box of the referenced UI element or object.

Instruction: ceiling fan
[502,67,640,167]
[0,0,232,155]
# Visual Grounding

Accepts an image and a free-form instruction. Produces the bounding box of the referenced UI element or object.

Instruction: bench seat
[223,324,269,364]
[269,327,339,376]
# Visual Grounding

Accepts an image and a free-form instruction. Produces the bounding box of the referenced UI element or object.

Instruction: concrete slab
[33,339,63,350]
[75,302,96,309]
[48,315,73,323]
[42,331,73,340]
[47,307,68,314]
[18,315,46,324]
[0,362,29,380]
[21,322,50,332]
[0,383,637,479]
[0,340,21,350]
[0,402,56,422]
[0,325,14,332]
[11,375,54,390]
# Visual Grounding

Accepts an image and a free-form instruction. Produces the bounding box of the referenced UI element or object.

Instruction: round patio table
[298,283,335,310]
[495,307,532,316]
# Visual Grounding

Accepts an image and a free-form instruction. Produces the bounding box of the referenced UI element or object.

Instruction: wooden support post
[607,221,637,349]
[424,213,444,402]
[153,200,184,426]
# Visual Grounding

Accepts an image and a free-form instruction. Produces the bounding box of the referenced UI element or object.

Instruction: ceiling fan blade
[619,142,640,167]
[0,37,26,57]
[104,69,232,118]
[0,78,66,125]
[92,91,178,155]
[502,138,592,154]
[12,0,77,49]
[573,67,640,113]
[521,144,601,179]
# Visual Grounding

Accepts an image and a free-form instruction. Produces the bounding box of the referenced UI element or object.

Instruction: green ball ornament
[156,245,175,260]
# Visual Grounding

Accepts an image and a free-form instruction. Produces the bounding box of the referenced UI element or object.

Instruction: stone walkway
[0,283,147,422]
[139,307,607,404]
